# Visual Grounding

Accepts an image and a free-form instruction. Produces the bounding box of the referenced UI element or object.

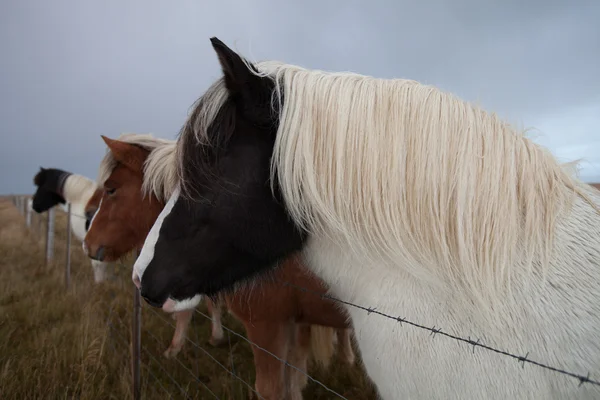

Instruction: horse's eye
[106,188,116,196]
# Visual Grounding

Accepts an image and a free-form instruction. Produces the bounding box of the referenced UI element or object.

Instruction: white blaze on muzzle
[132,186,180,286]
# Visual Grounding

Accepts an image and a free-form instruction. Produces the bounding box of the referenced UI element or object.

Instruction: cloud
[1,0,599,193]
[528,100,600,182]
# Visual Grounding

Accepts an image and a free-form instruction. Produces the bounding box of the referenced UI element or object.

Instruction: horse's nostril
[95,246,105,262]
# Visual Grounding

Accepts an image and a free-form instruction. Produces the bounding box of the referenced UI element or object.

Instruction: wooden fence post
[45,208,55,265]
[65,204,72,289]
[132,249,142,400]
[26,199,32,228]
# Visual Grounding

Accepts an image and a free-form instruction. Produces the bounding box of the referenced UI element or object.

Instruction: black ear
[210,37,256,92]
[210,37,275,127]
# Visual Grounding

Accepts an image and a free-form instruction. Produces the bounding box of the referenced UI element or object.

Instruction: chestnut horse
[33,165,226,353]
[84,133,356,399]
[32,167,112,282]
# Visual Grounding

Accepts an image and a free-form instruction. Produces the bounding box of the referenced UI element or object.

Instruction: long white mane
[97,133,177,203]
[181,60,599,307]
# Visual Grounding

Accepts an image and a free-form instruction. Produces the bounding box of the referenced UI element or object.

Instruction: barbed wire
[281,281,600,388]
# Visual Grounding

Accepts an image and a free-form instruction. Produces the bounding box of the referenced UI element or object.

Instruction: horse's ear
[101,135,148,172]
[210,37,274,126]
[210,37,258,92]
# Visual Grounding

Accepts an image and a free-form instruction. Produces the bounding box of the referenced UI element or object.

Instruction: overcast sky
[1,0,599,195]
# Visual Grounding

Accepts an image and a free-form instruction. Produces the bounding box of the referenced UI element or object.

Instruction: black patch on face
[138,38,307,307]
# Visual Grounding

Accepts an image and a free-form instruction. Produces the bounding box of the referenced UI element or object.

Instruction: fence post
[132,249,142,400]
[26,199,32,228]
[65,204,72,289]
[45,208,55,265]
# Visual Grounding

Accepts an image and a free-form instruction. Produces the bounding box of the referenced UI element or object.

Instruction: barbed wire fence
[7,194,600,399]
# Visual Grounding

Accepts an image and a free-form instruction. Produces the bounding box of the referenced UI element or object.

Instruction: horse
[83,133,356,399]
[132,37,600,399]
[32,167,112,282]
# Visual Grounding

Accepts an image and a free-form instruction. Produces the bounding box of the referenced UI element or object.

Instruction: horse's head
[132,37,306,312]
[32,167,67,212]
[83,136,163,262]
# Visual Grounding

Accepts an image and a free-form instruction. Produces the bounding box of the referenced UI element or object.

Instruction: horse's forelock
[97,133,176,203]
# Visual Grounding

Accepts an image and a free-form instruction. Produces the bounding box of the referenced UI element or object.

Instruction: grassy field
[0,197,378,399]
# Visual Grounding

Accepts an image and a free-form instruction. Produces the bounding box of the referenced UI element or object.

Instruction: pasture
[0,197,377,399]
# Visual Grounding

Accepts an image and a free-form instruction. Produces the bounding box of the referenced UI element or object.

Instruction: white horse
[134,38,600,399]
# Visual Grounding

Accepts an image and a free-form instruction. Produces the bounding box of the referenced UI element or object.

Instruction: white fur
[62,174,98,241]
[91,259,110,283]
[133,186,179,285]
[303,189,600,399]
[163,294,203,313]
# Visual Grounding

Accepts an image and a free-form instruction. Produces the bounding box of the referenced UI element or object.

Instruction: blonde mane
[181,60,600,306]
[97,133,177,203]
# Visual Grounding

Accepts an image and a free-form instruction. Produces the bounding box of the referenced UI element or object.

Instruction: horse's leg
[205,297,225,347]
[337,328,355,365]
[287,323,311,400]
[245,321,291,400]
[163,309,193,358]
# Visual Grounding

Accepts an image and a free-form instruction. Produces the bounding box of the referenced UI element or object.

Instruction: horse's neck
[62,174,97,206]
[69,201,88,241]
[301,187,600,399]
[304,186,600,326]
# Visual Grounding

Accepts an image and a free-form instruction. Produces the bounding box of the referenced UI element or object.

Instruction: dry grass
[0,197,377,400]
